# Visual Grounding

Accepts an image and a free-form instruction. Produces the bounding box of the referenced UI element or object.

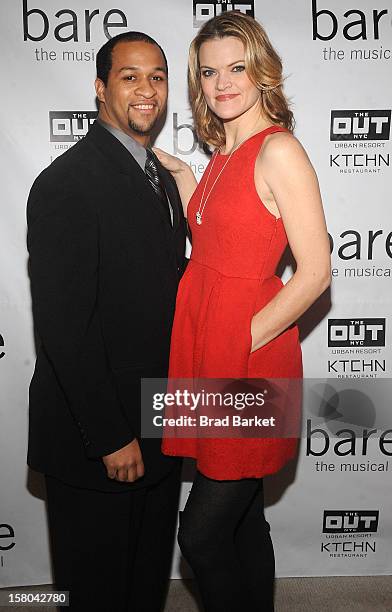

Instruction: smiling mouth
[215,94,239,102]
[131,103,156,111]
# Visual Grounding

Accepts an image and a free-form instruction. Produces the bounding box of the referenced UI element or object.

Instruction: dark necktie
[145,149,172,225]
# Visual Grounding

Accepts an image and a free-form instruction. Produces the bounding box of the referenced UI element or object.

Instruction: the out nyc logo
[330,111,391,142]
[49,112,97,142]
[193,1,255,28]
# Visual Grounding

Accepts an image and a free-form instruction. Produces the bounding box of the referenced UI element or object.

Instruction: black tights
[178,471,275,612]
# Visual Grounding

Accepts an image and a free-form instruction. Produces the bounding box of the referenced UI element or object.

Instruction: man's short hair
[96,31,168,85]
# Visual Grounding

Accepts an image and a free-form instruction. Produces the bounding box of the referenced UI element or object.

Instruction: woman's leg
[234,481,275,610]
[178,471,275,612]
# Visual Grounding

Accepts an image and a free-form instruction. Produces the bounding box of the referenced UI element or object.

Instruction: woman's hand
[250,316,257,353]
[153,147,187,175]
[153,147,198,218]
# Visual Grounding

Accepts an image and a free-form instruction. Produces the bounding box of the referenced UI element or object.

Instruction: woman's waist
[188,257,282,282]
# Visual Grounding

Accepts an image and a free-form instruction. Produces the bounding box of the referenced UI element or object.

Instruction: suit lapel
[157,163,182,232]
[86,122,183,260]
[88,122,180,230]
[87,121,142,177]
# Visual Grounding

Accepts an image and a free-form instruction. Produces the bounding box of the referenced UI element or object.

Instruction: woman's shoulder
[258,128,310,169]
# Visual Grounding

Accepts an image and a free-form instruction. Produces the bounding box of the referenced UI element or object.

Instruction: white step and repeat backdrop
[1,0,391,587]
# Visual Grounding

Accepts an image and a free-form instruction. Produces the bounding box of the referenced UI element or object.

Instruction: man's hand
[102,438,145,482]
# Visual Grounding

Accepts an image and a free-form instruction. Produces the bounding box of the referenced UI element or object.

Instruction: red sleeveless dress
[161,126,303,479]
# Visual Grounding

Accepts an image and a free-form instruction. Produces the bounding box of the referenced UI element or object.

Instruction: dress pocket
[197,277,258,378]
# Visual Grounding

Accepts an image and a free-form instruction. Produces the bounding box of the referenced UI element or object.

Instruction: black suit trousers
[45,462,182,612]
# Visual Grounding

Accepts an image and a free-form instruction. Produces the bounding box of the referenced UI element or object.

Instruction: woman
[155,12,331,612]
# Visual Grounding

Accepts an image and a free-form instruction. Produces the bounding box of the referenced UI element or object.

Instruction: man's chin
[128,119,157,136]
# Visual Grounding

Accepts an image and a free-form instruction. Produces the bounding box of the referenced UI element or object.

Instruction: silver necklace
[195,129,261,225]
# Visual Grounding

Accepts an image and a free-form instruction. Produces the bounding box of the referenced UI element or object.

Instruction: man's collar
[96,117,147,170]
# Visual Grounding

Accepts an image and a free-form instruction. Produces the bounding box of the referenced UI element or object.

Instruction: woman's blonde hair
[188,12,294,147]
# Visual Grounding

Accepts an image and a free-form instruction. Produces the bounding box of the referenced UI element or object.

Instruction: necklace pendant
[196,211,202,225]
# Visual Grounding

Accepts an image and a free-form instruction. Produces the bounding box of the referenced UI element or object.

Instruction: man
[27,32,186,611]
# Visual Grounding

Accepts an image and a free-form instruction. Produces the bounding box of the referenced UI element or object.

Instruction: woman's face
[198,36,260,122]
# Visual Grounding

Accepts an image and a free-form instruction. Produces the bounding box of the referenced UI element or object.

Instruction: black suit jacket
[27,122,186,492]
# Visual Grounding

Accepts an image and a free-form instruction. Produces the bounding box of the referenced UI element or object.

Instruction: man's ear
[95,78,106,103]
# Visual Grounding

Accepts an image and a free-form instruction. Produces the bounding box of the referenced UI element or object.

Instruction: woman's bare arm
[250,132,331,352]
